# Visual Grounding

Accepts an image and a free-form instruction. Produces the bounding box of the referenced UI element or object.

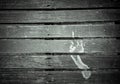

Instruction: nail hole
[45,57,52,60]
[47,73,52,75]
[48,64,52,66]
[47,5,50,7]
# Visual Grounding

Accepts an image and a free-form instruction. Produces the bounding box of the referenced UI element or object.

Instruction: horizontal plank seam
[0,52,119,56]
[0,21,119,25]
[0,68,119,71]
[0,7,120,10]
[0,37,119,40]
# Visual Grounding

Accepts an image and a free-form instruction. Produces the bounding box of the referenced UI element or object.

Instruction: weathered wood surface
[0,69,119,84]
[0,24,120,38]
[0,55,119,69]
[0,9,120,23]
[0,0,120,9]
[0,39,119,54]
[0,0,120,84]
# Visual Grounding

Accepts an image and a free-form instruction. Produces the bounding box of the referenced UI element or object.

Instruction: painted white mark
[72,31,75,38]
[69,32,91,79]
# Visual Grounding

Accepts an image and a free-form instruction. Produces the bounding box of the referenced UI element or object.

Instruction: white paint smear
[69,32,91,79]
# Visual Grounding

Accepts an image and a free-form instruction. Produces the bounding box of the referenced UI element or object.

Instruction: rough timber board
[0,39,119,53]
[0,55,120,69]
[0,69,120,84]
[0,0,120,9]
[0,9,120,23]
[0,24,120,38]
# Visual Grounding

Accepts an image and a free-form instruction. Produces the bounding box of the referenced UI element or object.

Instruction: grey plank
[0,24,120,38]
[0,55,120,69]
[42,70,120,84]
[0,69,120,84]
[0,39,119,53]
[0,0,120,9]
[0,9,120,23]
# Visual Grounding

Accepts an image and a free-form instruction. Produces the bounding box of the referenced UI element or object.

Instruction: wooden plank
[0,39,119,53]
[0,55,120,69]
[0,0,120,9]
[0,9,120,23]
[0,24,120,38]
[40,70,120,84]
[0,69,120,84]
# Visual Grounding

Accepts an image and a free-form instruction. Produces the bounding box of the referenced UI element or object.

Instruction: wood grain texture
[0,55,119,69]
[0,39,119,53]
[0,0,120,9]
[0,9,120,23]
[0,1,119,84]
[0,24,120,38]
[0,69,119,84]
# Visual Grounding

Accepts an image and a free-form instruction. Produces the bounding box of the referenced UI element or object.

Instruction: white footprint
[69,32,91,79]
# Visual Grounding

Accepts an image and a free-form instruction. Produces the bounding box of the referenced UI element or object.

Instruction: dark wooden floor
[0,0,120,84]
